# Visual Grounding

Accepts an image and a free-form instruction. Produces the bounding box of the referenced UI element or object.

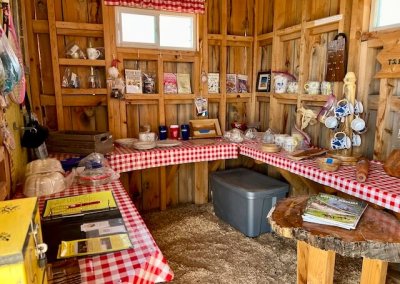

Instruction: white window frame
[115,7,197,51]
[370,0,400,31]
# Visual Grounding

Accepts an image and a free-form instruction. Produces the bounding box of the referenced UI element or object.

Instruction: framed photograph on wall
[256,71,271,92]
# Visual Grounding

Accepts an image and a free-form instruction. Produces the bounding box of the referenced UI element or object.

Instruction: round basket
[261,143,281,153]
[316,157,341,172]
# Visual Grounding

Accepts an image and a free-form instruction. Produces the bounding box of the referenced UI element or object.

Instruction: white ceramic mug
[351,116,366,132]
[335,99,354,118]
[87,47,101,60]
[283,136,298,152]
[321,81,332,95]
[324,116,339,129]
[274,75,288,94]
[330,131,351,150]
[352,134,361,146]
[139,132,157,142]
[274,134,289,147]
[354,100,364,115]
[304,81,320,95]
[287,81,299,94]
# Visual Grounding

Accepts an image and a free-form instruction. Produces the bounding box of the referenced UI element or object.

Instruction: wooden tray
[287,148,327,161]
[189,119,222,139]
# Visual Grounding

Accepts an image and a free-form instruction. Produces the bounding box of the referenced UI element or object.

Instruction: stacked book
[302,193,368,230]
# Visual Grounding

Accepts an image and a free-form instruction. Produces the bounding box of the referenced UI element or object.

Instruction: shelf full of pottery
[273,72,333,96]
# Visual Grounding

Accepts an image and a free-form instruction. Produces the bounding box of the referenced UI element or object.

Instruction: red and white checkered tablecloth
[37,180,174,284]
[238,142,400,213]
[108,140,239,173]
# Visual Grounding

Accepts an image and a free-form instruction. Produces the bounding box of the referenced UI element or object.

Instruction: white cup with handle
[87,47,101,60]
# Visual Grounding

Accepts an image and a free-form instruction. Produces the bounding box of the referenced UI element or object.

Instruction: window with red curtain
[103,0,205,14]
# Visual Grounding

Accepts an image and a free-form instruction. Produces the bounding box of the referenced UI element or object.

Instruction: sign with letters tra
[375,44,400,78]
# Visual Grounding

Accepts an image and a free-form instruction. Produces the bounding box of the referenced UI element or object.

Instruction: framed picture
[256,71,271,92]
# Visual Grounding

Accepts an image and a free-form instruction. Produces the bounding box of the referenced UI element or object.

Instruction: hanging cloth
[1,1,25,104]
[104,0,205,14]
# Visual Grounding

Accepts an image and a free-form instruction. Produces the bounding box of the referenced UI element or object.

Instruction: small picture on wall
[256,71,271,92]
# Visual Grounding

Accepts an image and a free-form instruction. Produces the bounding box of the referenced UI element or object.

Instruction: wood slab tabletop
[269,196,400,262]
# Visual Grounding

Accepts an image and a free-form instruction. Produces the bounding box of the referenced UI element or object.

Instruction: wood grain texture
[269,196,400,262]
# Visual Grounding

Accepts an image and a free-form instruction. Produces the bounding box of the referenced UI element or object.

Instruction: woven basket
[316,157,341,172]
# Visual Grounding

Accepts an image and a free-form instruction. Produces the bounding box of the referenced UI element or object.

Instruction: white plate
[132,141,156,150]
[115,138,138,147]
[156,140,182,147]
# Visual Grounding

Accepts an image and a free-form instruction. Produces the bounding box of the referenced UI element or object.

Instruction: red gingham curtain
[103,0,205,14]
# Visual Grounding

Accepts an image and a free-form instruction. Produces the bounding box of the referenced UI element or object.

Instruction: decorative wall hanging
[326,33,347,82]
[375,44,400,78]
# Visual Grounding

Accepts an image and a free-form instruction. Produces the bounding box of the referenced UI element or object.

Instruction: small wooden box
[189,119,222,139]
[0,198,47,283]
[46,131,114,155]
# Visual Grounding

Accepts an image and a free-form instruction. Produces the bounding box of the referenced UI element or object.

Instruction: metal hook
[13,122,36,132]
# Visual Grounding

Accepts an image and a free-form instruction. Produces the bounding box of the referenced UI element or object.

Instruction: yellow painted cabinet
[0,198,47,284]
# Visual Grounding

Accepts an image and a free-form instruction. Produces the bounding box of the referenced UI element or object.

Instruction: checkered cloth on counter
[109,140,239,173]
[238,142,400,213]
[37,181,174,284]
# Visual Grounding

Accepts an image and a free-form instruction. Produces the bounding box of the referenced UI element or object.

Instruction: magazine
[142,72,156,93]
[57,233,132,259]
[302,193,367,230]
[42,191,118,219]
[226,74,237,93]
[208,73,220,93]
[237,74,248,93]
[164,73,178,94]
[125,69,142,93]
[177,73,192,93]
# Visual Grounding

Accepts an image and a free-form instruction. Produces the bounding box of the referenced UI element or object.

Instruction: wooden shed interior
[10,0,396,211]
[0,0,399,283]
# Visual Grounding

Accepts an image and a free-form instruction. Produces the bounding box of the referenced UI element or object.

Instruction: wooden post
[160,166,167,210]
[360,258,388,284]
[47,0,64,130]
[194,161,208,204]
[297,241,335,284]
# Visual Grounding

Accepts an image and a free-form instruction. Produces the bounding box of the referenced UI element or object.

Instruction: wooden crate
[46,131,114,155]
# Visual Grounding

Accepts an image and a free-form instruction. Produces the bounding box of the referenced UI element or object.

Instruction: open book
[302,193,367,230]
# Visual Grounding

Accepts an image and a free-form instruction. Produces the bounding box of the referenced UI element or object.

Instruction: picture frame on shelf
[256,71,271,92]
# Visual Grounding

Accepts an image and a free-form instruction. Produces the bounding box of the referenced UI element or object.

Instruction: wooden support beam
[360,258,388,284]
[194,161,208,204]
[298,242,336,284]
[160,166,167,210]
[47,0,64,130]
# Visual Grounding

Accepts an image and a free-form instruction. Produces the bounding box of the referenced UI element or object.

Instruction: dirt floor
[141,203,384,284]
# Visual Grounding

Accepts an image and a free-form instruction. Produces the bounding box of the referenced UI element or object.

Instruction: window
[371,0,400,30]
[116,7,197,51]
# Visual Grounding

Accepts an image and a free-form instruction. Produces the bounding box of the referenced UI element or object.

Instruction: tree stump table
[268,196,400,284]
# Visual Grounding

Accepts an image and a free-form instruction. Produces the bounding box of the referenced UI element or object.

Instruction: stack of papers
[302,193,368,230]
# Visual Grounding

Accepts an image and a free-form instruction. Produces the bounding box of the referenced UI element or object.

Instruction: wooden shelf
[276,24,302,36]
[56,21,104,37]
[205,94,221,99]
[299,94,329,102]
[164,94,196,100]
[257,32,274,42]
[61,88,108,95]
[58,58,106,66]
[226,93,252,99]
[272,93,298,100]
[124,94,161,100]
[305,14,343,30]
